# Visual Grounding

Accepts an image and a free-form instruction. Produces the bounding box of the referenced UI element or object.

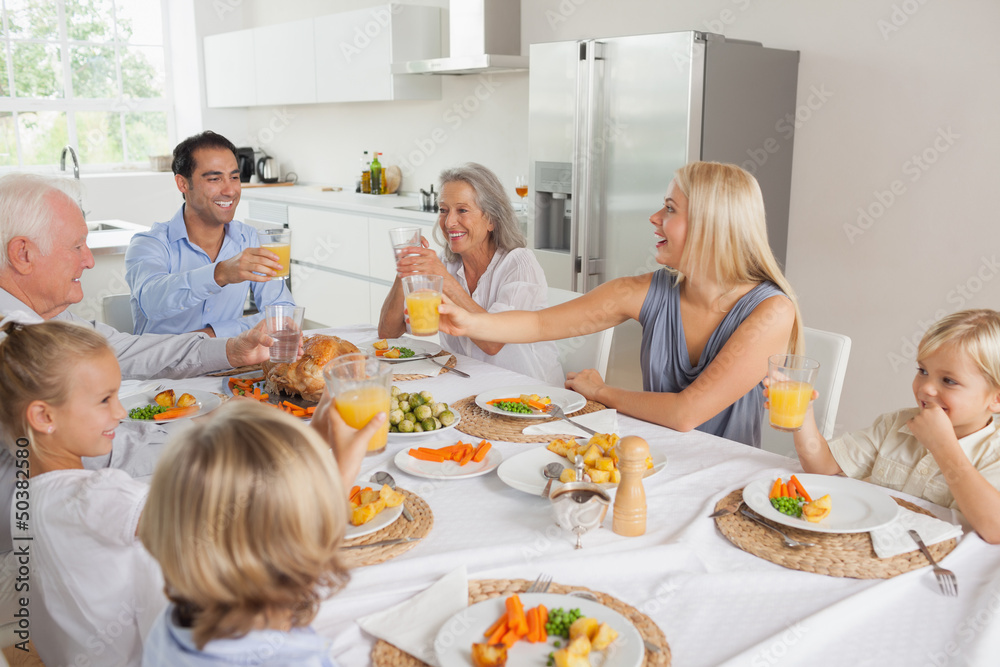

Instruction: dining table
[173,324,1000,667]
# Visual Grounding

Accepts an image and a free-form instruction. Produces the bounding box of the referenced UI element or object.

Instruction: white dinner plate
[393,443,503,480]
[121,388,222,423]
[435,592,643,667]
[345,480,404,540]
[742,473,900,534]
[387,411,461,441]
[475,385,586,419]
[361,337,442,360]
[497,445,667,495]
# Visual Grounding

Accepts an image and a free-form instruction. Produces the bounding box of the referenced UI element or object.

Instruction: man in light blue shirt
[126,131,294,337]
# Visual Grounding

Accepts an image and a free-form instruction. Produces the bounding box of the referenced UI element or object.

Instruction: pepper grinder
[613,436,649,536]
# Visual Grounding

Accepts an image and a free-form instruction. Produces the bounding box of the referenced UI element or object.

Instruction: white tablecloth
[179,326,1000,667]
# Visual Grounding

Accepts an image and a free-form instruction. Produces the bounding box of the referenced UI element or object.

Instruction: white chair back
[102,293,134,334]
[761,326,852,458]
[546,287,615,378]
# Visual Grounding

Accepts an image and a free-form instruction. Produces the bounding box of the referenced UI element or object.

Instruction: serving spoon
[541,462,564,498]
[370,471,413,522]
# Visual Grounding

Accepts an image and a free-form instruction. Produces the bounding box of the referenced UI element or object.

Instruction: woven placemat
[714,488,959,579]
[452,396,608,443]
[393,352,457,382]
[340,489,432,568]
[371,578,670,667]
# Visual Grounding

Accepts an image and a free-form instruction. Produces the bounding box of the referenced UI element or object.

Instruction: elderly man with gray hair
[0,173,274,614]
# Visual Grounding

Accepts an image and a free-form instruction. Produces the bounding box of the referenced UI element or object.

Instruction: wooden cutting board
[386,165,401,194]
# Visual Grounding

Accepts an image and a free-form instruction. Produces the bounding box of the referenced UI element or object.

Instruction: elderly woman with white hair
[378,162,563,385]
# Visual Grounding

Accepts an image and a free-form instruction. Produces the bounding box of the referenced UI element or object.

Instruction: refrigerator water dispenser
[533,161,572,252]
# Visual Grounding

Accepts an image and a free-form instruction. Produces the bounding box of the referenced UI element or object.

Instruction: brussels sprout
[404,412,416,424]
[419,390,434,403]
[421,418,436,431]
[396,392,409,403]
[414,404,432,421]
[398,400,410,413]
[388,409,404,426]
[391,385,401,397]
[438,410,456,426]
[413,422,424,432]
[390,425,398,432]
[390,398,400,412]
[398,419,415,433]
[431,402,447,417]
[433,417,442,430]
[409,394,425,408]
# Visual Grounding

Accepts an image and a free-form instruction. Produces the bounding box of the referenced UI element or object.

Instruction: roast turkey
[262,334,360,402]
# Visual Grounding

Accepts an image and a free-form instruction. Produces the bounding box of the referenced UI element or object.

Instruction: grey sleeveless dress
[639,270,787,448]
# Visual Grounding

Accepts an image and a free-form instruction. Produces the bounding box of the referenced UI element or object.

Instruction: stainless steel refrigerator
[527,31,799,390]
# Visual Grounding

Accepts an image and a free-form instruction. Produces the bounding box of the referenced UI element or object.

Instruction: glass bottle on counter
[370,152,382,195]
[360,151,371,194]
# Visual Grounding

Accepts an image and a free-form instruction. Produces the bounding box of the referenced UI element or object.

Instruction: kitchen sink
[87,222,129,231]
[396,205,438,213]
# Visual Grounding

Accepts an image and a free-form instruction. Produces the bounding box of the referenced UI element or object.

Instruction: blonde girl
[792,309,1000,543]
[438,161,802,447]
[0,319,165,666]
[140,400,374,666]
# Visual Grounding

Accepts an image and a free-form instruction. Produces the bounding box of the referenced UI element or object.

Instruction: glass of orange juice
[260,229,291,280]
[401,275,443,337]
[767,354,820,431]
[322,353,392,455]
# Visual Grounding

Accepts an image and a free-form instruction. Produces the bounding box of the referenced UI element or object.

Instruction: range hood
[392,0,528,75]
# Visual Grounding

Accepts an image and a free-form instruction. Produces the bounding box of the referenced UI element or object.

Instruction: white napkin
[869,507,964,558]
[521,409,619,438]
[389,357,443,377]
[357,566,468,666]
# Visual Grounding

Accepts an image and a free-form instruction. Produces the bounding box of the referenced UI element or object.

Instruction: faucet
[60,145,79,180]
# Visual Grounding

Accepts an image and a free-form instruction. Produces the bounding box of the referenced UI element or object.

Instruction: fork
[908,529,958,596]
[545,403,598,436]
[739,508,817,549]
[525,573,553,594]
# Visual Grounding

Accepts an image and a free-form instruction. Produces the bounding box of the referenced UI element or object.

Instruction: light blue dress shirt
[125,205,295,337]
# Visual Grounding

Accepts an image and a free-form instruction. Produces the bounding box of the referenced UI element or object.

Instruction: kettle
[257,156,280,184]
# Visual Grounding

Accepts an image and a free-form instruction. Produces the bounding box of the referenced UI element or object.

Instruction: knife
[381,354,432,363]
[426,356,470,378]
[341,537,421,550]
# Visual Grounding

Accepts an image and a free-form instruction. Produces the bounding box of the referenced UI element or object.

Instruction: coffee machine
[236,147,254,183]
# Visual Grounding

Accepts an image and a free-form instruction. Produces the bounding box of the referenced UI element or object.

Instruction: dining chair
[761,326,852,458]
[102,293,134,334]
[546,287,615,377]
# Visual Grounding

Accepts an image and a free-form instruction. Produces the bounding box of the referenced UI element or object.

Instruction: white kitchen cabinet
[314,5,441,103]
[288,207,369,277]
[292,267,371,327]
[254,19,317,106]
[204,29,256,108]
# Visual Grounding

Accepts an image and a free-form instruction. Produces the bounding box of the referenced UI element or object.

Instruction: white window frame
[0,0,175,172]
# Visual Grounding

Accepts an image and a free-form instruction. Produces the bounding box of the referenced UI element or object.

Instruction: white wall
[208,0,1000,434]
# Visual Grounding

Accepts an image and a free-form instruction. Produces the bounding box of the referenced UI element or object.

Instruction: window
[0,0,172,171]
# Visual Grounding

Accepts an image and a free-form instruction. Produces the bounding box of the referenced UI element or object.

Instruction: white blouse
[440,248,564,386]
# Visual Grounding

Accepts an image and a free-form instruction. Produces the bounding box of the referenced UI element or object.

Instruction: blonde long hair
[139,401,350,649]
[672,162,803,354]
[918,309,1000,389]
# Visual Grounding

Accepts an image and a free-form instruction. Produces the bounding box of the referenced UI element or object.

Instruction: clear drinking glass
[388,227,422,262]
[401,274,443,337]
[260,229,291,280]
[767,354,820,431]
[322,353,392,455]
[264,305,304,363]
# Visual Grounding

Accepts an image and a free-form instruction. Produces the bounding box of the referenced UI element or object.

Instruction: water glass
[388,227,423,262]
[264,305,304,363]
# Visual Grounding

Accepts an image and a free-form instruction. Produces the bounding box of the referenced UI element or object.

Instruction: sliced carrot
[537,605,548,641]
[458,446,475,466]
[408,448,446,463]
[487,619,508,645]
[505,595,527,636]
[348,486,361,504]
[789,475,812,502]
[472,441,492,463]
[487,398,522,405]
[155,405,199,420]
[483,612,508,639]
[769,478,782,500]
[305,406,316,415]
[527,399,549,412]
[500,629,519,649]
[780,482,788,498]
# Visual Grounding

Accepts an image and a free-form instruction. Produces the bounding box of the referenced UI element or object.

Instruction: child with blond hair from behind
[790,309,1000,543]
[140,398,381,666]
[0,319,166,666]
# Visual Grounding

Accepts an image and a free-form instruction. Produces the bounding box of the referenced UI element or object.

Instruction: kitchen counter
[86,219,151,255]
[238,185,439,223]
